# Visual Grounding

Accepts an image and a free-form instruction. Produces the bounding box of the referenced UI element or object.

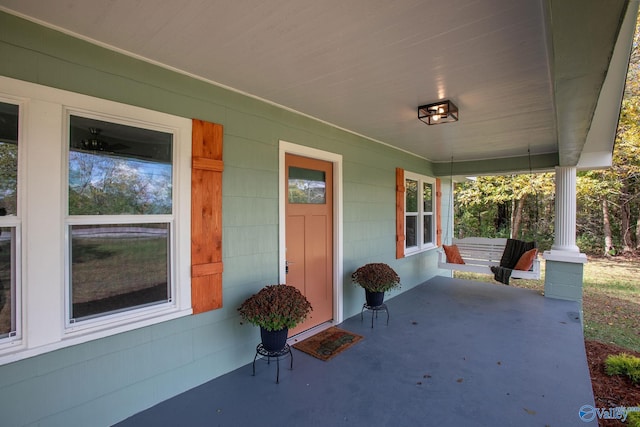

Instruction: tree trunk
[511,196,525,239]
[636,215,640,251]
[620,190,633,253]
[602,197,615,256]
[496,202,508,232]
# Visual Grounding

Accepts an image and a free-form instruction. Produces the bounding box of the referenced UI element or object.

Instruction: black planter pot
[365,290,385,307]
[260,326,289,352]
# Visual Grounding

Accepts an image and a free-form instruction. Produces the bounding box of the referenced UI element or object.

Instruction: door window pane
[69,115,172,215]
[288,166,326,204]
[70,223,170,321]
[0,102,18,216]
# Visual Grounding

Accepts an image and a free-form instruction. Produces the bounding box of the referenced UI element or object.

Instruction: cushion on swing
[514,248,537,271]
[443,244,465,264]
[500,239,536,269]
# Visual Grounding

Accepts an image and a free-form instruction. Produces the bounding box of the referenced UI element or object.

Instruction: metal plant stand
[361,302,390,328]
[252,343,293,384]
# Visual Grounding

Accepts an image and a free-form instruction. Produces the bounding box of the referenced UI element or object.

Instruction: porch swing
[437,152,541,284]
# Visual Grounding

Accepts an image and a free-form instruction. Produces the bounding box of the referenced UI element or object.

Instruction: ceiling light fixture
[81,128,106,151]
[418,100,458,125]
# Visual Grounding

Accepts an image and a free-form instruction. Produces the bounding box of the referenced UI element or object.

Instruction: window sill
[404,244,438,257]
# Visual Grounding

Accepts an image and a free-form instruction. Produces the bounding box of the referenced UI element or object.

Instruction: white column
[544,166,586,263]
[544,166,586,303]
[551,166,580,252]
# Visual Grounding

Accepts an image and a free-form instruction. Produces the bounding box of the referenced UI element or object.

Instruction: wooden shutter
[191,119,224,314]
[396,168,405,259]
[436,178,442,247]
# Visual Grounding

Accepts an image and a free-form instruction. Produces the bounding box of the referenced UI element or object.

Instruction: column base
[543,250,587,264]
[543,250,586,306]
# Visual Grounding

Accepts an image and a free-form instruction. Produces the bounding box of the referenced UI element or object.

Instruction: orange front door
[285,154,333,335]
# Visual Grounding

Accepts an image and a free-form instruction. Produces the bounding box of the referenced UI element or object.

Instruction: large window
[0,77,192,365]
[0,101,19,344]
[405,172,436,254]
[67,115,174,324]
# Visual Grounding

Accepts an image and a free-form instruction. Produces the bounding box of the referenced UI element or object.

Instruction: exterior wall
[544,261,585,303]
[0,13,448,426]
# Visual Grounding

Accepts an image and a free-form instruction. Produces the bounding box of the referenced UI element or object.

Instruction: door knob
[285,260,294,274]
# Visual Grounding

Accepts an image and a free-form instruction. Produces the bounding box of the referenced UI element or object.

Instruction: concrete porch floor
[116,277,596,426]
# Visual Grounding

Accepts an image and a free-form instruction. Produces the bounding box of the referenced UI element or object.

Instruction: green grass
[582,257,640,353]
[72,237,168,302]
[454,257,640,353]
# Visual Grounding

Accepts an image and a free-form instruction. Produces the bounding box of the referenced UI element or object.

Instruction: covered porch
[0,1,634,425]
[117,276,594,427]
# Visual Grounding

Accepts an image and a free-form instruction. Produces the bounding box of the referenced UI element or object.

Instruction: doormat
[293,327,363,361]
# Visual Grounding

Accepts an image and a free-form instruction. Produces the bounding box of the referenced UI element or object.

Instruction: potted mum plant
[351,263,401,307]
[238,284,313,352]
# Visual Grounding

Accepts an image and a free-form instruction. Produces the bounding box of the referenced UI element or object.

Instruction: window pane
[423,215,433,245]
[423,182,433,213]
[0,102,19,217]
[406,179,417,212]
[406,216,417,248]
[0,227,16,338]
[288,166,326,204]
[69,116,172,215]
[70,223,170,321]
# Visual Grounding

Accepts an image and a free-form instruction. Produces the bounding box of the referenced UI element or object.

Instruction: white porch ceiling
[0,0,636,171]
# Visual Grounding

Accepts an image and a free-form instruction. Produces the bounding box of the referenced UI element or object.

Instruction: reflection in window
[0,102,18,217]
[423,215,433,245]
[423,182,434,245]
[67,115,174,323]
[406,216,417,248]
[0,227,16,338]
[423,182,433,213]
[0,101,18,341]
[69,224,170,321]
[288,166,326,204]
[406,179,418,212]
[68,115,172,215]
[405,178,418,249]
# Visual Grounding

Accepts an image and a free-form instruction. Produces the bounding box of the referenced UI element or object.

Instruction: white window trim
[404,171,437,256]
[0,76,192,365]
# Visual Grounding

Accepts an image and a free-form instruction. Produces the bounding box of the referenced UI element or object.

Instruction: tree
[454,173,555,248]
[576,171,621,255]
[68,151,172,215]
[572,12,640,255]
[591,11,640,254]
